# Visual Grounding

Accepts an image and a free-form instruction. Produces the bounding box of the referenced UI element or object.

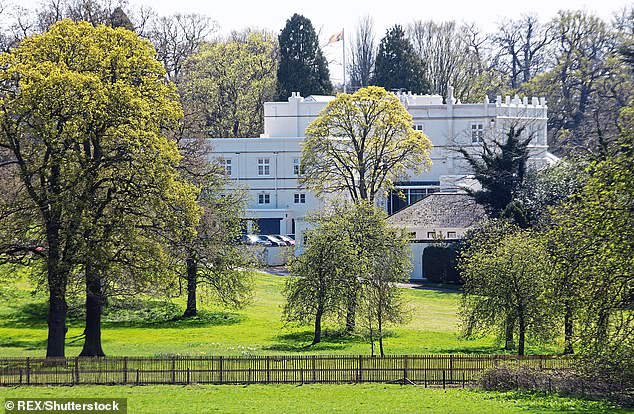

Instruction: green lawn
[0,270,625,413]
[0,270,557,357]
[0,385,627,414]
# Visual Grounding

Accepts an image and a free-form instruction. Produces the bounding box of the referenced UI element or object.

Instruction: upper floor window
[294,193,306,204]
[258,193,270,205]
[223,159,232,176]
[413,124,424,131]
[293,158,302,175]
[471,124,484,143]
[258,158,270,176]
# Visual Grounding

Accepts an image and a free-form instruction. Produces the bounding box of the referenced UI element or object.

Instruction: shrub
[479,364,633,407]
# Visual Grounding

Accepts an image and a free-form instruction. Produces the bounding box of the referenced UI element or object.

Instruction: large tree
[372,25,428,94]
[491,14,552,90]
[408,20,494,101]
[276,13,332,100]
[523,10,633,154]
[175,137,253,318]
[301,86,432,203]
[459,126,532,223]
[284,201,411,353]
[180,31,278,138]
[283,219,355,345]
[0,20,200,357]
[460,224,556,355]
[546,105,634,369]
[147,13,216,82]
[348,16,376,91]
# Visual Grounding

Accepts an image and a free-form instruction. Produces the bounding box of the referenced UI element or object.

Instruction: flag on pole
[327,30,343,45]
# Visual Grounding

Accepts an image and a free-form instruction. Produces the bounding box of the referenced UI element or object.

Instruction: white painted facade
[209,88,551,239]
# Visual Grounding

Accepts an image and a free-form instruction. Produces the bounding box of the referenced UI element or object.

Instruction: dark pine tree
[276,14,332,100]
[109,6,135,32]
[372,25,428,94]
[459,126,532,221]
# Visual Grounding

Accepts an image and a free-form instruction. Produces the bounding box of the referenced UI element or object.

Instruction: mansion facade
[210,87,553,239]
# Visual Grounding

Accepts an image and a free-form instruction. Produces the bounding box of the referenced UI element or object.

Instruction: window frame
[471,123,484,143]
[257,158,270,176]
[258,193,270,205]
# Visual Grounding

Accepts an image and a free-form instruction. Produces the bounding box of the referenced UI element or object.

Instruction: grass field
[0,384,628,414]
[0,270,559,357]
[0,269,627,413]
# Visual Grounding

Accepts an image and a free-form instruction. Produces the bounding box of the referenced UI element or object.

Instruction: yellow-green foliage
[180,31,278,138]
[302,86,433,202]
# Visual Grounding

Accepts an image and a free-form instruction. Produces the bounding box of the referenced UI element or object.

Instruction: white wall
[209,91,550,249]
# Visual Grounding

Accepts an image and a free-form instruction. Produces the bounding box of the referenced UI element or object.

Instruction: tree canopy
[459,126,532,223]
[372,25,428,94]
[276,13,332,100]
[180,31,278,138]
[0,20,200,357]
[284,201,411,355]
[301,86,432,202]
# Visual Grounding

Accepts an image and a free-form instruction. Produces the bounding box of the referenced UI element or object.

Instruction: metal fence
[0,355,573,387]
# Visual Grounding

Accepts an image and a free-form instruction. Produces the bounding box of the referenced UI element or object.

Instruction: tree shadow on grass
[264,329,368,352]
[0,302,50,329]
[103,310,245,329]
[0,336,48,350]
[0,299,244,330]
[435,345,508,354]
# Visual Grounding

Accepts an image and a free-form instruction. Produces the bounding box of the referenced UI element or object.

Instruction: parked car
[258,235,286,247]
[241,234,272,246]
[274,234,295,246]
[286,234,295,241]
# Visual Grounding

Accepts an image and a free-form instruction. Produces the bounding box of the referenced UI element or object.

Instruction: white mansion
[210,87,552,239]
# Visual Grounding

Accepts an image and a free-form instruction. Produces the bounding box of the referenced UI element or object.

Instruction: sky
[134,0,631,84]
[11,0,634,83]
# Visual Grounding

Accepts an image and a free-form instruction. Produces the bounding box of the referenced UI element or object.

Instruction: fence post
[19,369,23,385]
[123,357,128,384]
[266,356,270,383]
[449,355,453,384]
[312,356,316,383]
[187,368,191,385]
[403,355,408,380]
[74,358,80,385]
[171,357,176,384]
[358,355,362,383]
[219,356,224,384]
[442,370,446,389]
[424,369,427,388]
[26,357,30,384]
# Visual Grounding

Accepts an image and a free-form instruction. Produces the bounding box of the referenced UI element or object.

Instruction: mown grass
[0,268,558,357]
[0,385,627,414]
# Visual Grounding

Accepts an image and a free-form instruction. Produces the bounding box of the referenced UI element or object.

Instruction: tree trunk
[46,281,68,358]
[517,315,526,356]
[45,226,68,359]
[504,314,515,351]
[183,255,198,318]
[378,307,384,357]
[312,306,323,345]
[80,265,105,357]
[563,302,574,355]
[345,297,356,335]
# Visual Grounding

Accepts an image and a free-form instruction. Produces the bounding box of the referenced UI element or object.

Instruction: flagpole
[342,28,346,94]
